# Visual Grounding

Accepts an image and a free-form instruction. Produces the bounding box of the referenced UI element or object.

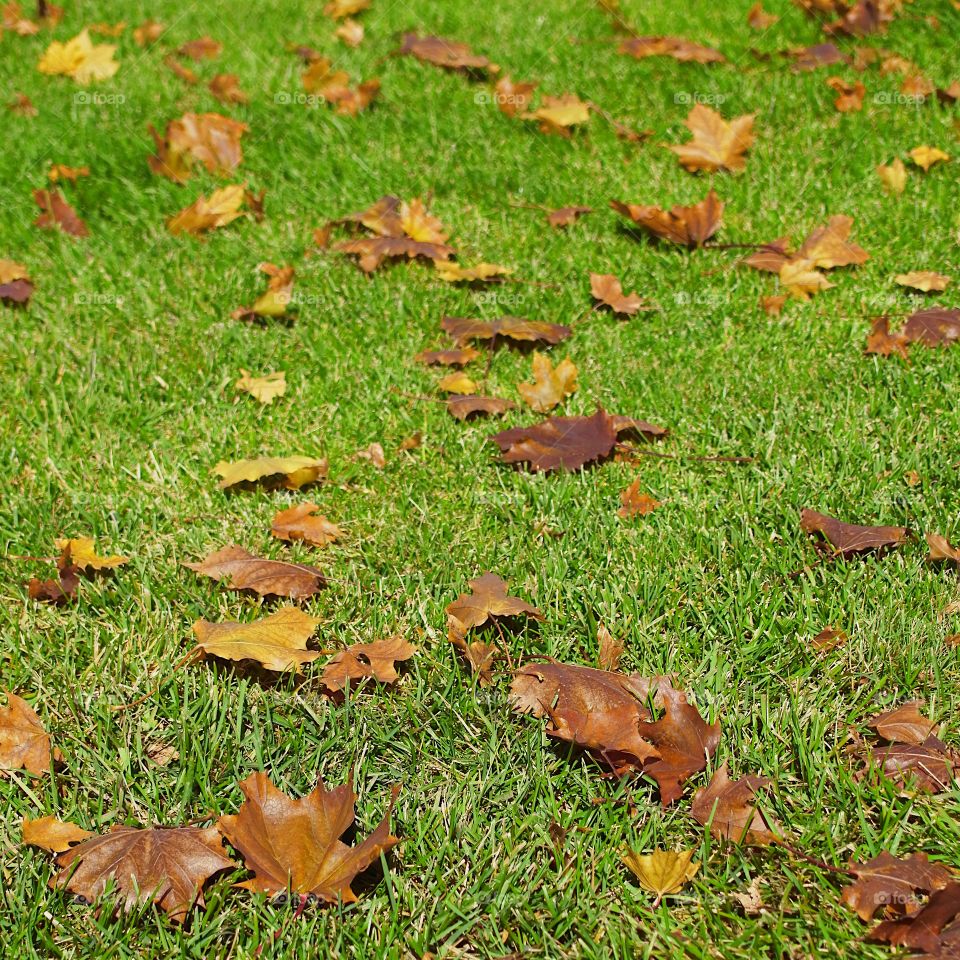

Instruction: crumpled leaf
[548,205,591,229]
[927,532,960,564]
[826,76,866,111]
[618,479,660,518]
[447,395,515,420]
[0,693,59,775]
[870,882,960,954]
[38,29,119,84]
[0,258,34,304]
[209,73,249,105]
[597,622,623,671]
[800,509,909,557]
[398,33,497,74]
[167,184,248,235]
[590,273,644,316]
[517,352,578,412]
[841,852,953,921]
[691,763,781,845]
[53,825,235,923]
[449,621,497,685]
[335,19,364,46]
[446,572,542,630]
[192,607,321,673]
[865,316,909,359]
[622,848,699,902]
[442,315,571,346]
[272,502,342,547]
[668,105,755,173]
[232,264,295,321]
[493,76,537,117]
[894,271,950,292]
[33,189,88,237]
[611,190,723,248]
[235,369,286,404]
[618,35,725,64]
[908,145,949,172]
[321,637,417,693]
[148,112,247,182]
[22,815,93,853]
[217,772,398,901]
[28,547,79,605]
[523,93,590,136]
[185,546,326,599]
[747,3,779,29]
[214,455,327,490]
[860,736,957,794]
[302,58,379,115]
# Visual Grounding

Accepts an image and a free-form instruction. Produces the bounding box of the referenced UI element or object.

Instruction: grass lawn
[2,0,960,956]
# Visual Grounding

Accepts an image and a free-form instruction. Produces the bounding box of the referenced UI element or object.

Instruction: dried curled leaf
[53,826,236,923]
[33,189,88,237]
[53,537,127,571]
[398,33,497,74]
[185,546,326,599]
[841,852,954,921]
[217,772,398,901]
[302,59,380,115]
[167,184,248,235]
[335,236,454,272]
[668,105,755,173]
[0,693,59,776]
[272,502,342,547]
[415,346,481,367]
[517,352,578,412]
[446,572,542,630]
[618,479,660,518]
[590,273,644,316]
[691,763,782,845]
[618,35,724,64]
[214,456,327,490]
[148,112,247,183]
[22,815,93,853]
[611,190,722,248]
[442,315,571,346]
[192,607,321,673]
[800,509,909,557]
[321,637,417,693]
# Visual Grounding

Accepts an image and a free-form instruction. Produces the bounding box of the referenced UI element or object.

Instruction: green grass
[2,0,960,956]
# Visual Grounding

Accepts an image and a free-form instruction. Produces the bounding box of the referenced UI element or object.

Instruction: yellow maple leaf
[234,370,286,404]
[437,371,478,395]
[517,352,578,412]
[54,537,128,570]
[876,157,907,194]
[669,104,756,173]
[167,184,247,235]
[908,145,950,171]
[38,29,119,85]
[622,848,700,906]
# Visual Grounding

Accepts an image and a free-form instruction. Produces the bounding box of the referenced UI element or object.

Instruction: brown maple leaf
[870,882,960,955]
[271,503,343,547]
[446,572,542,630]
[860,736,957,794]
[335,236,454,272]
[447,395,516,420]
[302,59,380,115]
[826,76,866,111]
[209,73,249,105]
[0,692,60,775]
[148,112,248,183]
[798,215,869,268]
[493,76,537,117]
[321,637,417,693]
[668,105,756,173]
[442,315,572,346]
[217,772,398,901]
[489,408,621,473]
[865,316,909,360]
[927,532,960,564]
[191,607,321,674]
[590,273,645,316]
[177,36,221,60]
[800,509,909,557]
[747,3,779,28]
[618,36,725,64]
[53,825,236,923]
[398,33,497,74]
[618,479,660,518]
[903,308,960,347]
[449,622,497,686]
[185,546,326,599]
[691,763,782,845]
[841,852,953,921]
[548,205,592,229]
[611,190,723,247]
[33,189,88,237]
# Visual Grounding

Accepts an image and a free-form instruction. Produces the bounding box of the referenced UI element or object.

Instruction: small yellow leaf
[234,370,286,404]
[622,847,700,900]
[434,261,513,283]
[876,157,907,194]
[213,456,328,490]
[908,145,950,172]
[438,371,478,395]
[54,537,127,571]
[22,815,93,853]
[517,352,578,412]
[779,258,834,300]
[894,271,950,292]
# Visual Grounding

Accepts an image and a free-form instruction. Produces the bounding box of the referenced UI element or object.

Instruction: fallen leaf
[449,623,497,685]
[149,113,248,182]
[217,772,398,901]
[812,626,847,651]
[611,190,723,247]
[798,215,869,269]
[493,76,537,117]
[434,261,513,283]
[877,157,907,193]
[415,346,481,366]
[164,55,198,85]
[133,20,164,45]
[355,442,386,468]
[871,882,960,954]
[548,205,592,229]
[446,572,542,630]
[619,35,725,64]
[335,236,454,272]
[618,479,660,518]
[800,509,909,557]
[53,826,235,923]
[790,42,845,71]
[37,29,119,84]
[691,763,781,845]
[780,258,834,300]
[214,455,327,490]
[902,307,960,346]
[826,76,866,111]
[622,848,699,903]
[8,92,37,116]
[869,702,937,745]
[0,259,34,304]
[437,371,478,395]
[861,737,957,793]
[523,93,591,137]
[185,546,326,599]
[747,3,779,28]
[33,189,88,237]
[167,184,248,235]
[597,622,623,671]
[894,271,950,292]
[762,294,787,315]
[908,145,950,171]
[590,273,644,316]
[841,852,953,921]
[517,352,578,412]
[192,607,321,673]
[321,637,417,692]
[302,59,380,115]
[0,693,58,775]
[47,164,89,183]
[668,104,755,173]
[177,36,221,60]
[324,0,370,18]
[271,503,343,547]
[865,316,909,359]
[442,315,571,346]
[209,73,249,105]
[53,537,126,571]
[928,532,960,564]
[232,264,295,321]
[398,33,497,74]
[335,19,364,47]
[27,554,79,605]
[235,370,286,404]
[447,395,516,420]
[22,816,93,853]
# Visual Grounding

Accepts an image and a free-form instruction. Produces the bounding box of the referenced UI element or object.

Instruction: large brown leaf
[398,33,497,74]
[185,546,326,599]
[53,825,236,922]
[691,763,781,845]
[0,693,59,775]
[321,637,417,692]
[217,772,397,901]
[870,882,960,954]
[800,509,909,557]
[903,308,960,347]
[611,190,722,247]
[841,852,953,921]
[869,702,937,745]
[441,315,571,346]
[446,572,542,630]
[489,408,621,472]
